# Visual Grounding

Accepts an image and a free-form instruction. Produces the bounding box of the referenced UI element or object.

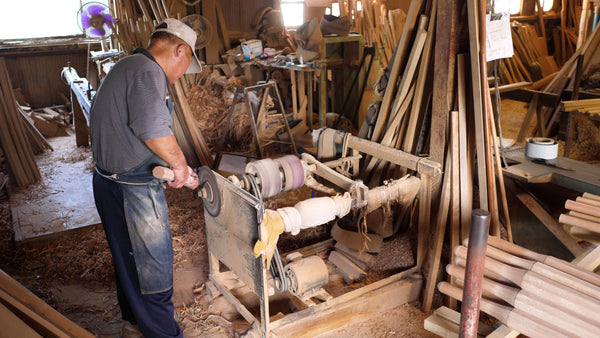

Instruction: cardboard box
[241,39,263,60]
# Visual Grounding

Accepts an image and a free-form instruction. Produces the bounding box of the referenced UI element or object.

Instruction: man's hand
[168,166,199,189]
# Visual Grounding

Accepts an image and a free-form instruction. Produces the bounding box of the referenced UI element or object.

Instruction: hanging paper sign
[485,12,513,61]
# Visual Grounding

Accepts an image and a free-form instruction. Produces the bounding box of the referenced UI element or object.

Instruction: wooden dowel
[447,264,599,336]
[576,196,600,208]
[582,192,600,202]
[559,213,600,234]
[455,245,600,320]
[568,210,600,223]
[438,282,569,338]
[565,200,600,218]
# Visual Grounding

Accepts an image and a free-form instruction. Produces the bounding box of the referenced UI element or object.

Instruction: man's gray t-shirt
[90,50,172,174]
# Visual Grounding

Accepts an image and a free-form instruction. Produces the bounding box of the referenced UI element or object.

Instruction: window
[0,0,110,40]
[493,0,554,14]
[281,0,305,28]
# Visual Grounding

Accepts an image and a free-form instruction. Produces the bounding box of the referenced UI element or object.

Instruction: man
[90,18,202,337]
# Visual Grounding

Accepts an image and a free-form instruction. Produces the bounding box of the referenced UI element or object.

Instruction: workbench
[503,147,600,195]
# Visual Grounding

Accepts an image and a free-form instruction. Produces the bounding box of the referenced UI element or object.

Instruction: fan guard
[181,15,213,49]
[77,2,114,38]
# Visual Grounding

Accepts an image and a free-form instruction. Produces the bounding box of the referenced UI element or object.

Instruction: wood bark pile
[439,238,600,337]
[0,57,41,187]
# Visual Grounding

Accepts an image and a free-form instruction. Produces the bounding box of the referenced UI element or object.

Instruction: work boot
[122,321,143,338]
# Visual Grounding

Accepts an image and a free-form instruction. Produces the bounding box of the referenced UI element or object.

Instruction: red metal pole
[459,209,491,338]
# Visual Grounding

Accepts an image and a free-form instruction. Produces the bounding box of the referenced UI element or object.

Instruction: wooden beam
[422,153,452,311]
[466,0,488,210]
[515,192,584,256]
[430,0,458,166]
[202,0,220,64]
[0,269,93,337]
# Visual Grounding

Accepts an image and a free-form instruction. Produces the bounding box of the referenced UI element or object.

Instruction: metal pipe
[459,209,490,338]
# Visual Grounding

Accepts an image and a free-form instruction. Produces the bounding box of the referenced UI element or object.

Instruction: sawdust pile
[568,114,600,163]
[187,75,253,153]
[2,227,113,285]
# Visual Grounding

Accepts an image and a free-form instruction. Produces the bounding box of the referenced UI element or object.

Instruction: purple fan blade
[81,15,92,29]
[103,14,113,24]
[90,27,106,37]
[86,4,106,16]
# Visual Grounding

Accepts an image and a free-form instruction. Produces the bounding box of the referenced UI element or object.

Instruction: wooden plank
[457,54,473,241]
[486,324,521,338]
[448,110,460,310]
[369,0,423,143]
[516,93,539,143]
[402,0,437,155]
[215,1,231,50]
[269,272,423,337]
[571,245,600,271]
[202,0,220,64]
[466,0,488,210]
[171,81,214,167]
[424,306,495,337]
[503,152,600,196]
[488,103,513,241]
[422,152,452,311]
[430,0,458,166]
[290,70,298,120]
[328,251,367,284]
[0,301,42,338]
[0,270,93,337]
[334,242,375,267]
[515,192,584,256]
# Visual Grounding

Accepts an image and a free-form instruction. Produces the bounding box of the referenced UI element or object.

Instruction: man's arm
[145,135,198,189]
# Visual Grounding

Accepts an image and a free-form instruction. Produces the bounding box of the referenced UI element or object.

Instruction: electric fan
[76,2,114,38]
[181,14,213,49]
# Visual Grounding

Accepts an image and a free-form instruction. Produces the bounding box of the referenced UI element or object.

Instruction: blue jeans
[94,164,182,337]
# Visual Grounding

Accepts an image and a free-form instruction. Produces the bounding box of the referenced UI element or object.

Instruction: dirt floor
[0,131,436,337]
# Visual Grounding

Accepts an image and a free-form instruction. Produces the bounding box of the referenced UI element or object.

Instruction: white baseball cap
[153,18,202,74]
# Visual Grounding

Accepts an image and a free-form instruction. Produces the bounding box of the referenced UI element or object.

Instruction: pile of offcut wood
[27,106,71,139]
[0,57,41,187]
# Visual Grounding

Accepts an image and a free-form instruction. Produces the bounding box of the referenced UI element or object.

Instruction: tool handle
[152,166,196,184]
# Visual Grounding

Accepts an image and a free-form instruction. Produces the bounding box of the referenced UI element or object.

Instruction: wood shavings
[186,81,253,153]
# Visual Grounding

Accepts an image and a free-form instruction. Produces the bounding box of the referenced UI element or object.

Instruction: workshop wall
[0,45,90,109]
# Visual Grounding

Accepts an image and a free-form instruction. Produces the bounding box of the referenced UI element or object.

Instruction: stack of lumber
[354,1,513,313]
[27,107,70,139]
[439,237,600,338]
[0,57,41,187]
[0,268,94,337]
[557,0,585,64]
[562,97,600,115]
[19,106,54,155]
[560,192,600,245]
[499,22,559,84]
[338,0,406,68]
[327,242,374,284]
[517,23,600,140]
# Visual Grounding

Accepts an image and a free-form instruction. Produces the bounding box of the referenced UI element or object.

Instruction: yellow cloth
[253,209,286,267]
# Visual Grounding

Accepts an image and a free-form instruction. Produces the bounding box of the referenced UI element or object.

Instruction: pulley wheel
[276,156,294,192]
[246,159,282,198]
[197,166,221,217]
[284,155,305,190]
